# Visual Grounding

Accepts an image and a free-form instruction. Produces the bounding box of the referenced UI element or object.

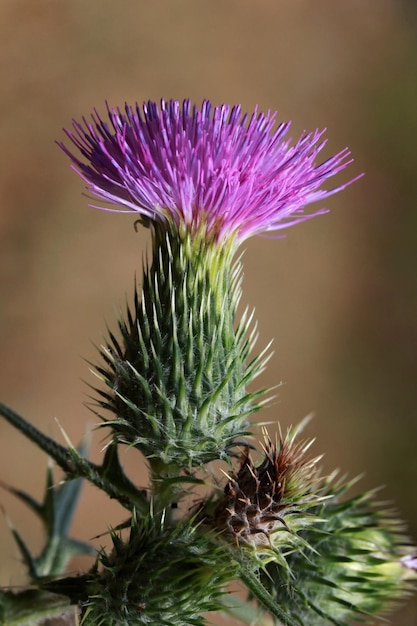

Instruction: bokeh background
[1,1,417,624]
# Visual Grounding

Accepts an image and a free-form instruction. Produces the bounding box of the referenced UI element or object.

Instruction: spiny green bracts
[256,478,417,625]
[94,223,269,470]
[45,511,239,626]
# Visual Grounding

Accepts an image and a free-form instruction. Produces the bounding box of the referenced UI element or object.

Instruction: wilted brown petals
[215,428,324,548]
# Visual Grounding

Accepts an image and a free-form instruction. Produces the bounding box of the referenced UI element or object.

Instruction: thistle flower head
[60,99,359,243]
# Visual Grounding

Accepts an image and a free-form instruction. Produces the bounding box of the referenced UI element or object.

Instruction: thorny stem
[0,402,147,514]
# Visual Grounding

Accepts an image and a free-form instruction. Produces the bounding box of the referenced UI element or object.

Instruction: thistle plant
[0,99,415,626]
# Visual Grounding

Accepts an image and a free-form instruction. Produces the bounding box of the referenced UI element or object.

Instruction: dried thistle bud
[214,424,325,550]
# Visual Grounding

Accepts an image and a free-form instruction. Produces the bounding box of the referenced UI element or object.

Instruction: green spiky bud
[75,512,237,626]
[94,223,269,470]
[257,479,417,625]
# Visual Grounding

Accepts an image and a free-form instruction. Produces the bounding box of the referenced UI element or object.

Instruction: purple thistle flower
[59,99,361,242]
[401,554,417,571]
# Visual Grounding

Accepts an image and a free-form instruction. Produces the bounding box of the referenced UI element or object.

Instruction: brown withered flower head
[214,425,325,549]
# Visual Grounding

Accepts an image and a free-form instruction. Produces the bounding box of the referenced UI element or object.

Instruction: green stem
[0,402,147,513]
[148,459,183,523]
[0,402,72,470]
[239,564,298,626]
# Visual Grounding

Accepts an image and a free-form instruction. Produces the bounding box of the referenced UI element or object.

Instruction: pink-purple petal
[58,99,361,242]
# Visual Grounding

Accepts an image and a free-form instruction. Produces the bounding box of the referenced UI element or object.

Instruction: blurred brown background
[1,1,417,624]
